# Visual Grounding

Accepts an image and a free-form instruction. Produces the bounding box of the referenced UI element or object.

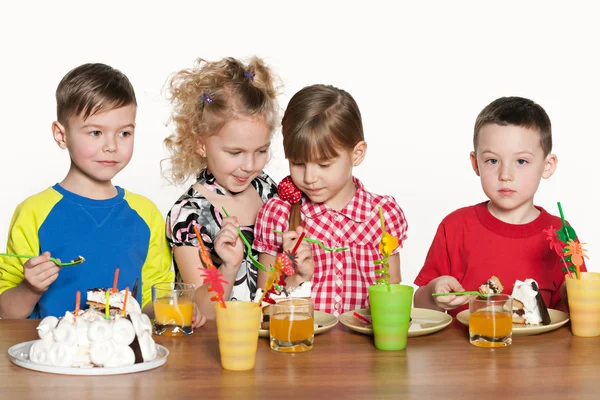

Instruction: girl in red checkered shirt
[162,57,281,319]
[254,84,408,316]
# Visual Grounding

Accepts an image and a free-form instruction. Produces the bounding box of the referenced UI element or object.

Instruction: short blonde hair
[163,57,280,184]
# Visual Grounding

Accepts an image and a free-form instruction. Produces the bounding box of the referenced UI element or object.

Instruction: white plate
[259,310,338,338]
[339,308,453,337]
[8,341,169,375]
[456,308,570,336]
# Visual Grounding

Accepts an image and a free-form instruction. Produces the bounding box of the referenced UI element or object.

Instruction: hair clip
[201,92,213,104]
[278,176,302,204]
[244,70,255,82]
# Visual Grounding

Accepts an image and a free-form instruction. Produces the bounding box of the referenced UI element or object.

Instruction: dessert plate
[259,310,338,338]
[8,341,169,375]
[456,308,569,336]
[339,308,453,337]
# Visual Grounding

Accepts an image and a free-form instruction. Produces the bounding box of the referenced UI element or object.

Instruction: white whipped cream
[511,279,542,325]
[254,281,312,305]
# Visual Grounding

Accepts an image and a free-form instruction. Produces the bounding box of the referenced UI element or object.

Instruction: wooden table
[1,319,599,399]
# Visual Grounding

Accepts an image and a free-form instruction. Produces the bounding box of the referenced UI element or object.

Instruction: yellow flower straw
[374,206,399,292]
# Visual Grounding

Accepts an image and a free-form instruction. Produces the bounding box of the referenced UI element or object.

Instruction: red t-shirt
[414,202,584,317]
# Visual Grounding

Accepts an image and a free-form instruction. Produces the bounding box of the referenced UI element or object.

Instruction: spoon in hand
[0,253,85,267]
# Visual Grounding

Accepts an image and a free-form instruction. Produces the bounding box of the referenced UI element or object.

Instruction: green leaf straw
[272,230,348,252]
[220,207,267,272]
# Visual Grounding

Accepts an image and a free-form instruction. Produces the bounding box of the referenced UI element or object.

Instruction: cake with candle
[510,279,551,325]
[28,288,158,368]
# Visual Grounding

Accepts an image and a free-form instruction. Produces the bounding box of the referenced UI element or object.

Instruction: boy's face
[197,116,271,193]
[470,123,557,221]
[53,104,136,186]
[289,141,366,211]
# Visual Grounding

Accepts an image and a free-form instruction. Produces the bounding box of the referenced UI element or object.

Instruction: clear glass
[152,282,195,336]
[469,294,513,348]
[269,299,314,352]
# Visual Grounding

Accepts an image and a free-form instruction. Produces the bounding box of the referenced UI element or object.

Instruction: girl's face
[198,116,271,193]
[289,141,366,211]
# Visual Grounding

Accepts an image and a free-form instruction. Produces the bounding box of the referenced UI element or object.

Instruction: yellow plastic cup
[565,272,600,337]
[215,301,261,371]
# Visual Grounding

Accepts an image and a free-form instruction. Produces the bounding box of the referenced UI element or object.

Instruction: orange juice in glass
[469,294,512,348]
[270,299,314,352]
[152,282,195,336]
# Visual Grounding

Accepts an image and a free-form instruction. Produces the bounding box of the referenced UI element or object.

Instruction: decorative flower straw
[194,224,228,308]
[112,268,119,293]
[105,290,110,320]
[74,290,80,321]
[374,206,399,292]
[544,202,590,280]
[272,230,348,252]
[122,286,129,316]
[221,207,268,271]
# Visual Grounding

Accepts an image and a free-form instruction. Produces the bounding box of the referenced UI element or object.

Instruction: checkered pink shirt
[253,177,408,316]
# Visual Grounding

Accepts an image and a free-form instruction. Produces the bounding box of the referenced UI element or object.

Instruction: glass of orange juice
[269,299,314,352]
[152,282,195,336]
[469,294,512,348]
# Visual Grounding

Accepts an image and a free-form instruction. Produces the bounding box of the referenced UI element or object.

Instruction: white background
[1,1,598,287]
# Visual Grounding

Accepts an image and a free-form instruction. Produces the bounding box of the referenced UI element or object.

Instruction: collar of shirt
[300,177,372,223]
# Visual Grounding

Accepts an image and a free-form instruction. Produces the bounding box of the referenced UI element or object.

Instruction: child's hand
[214,217,244,270]
[23,252,61,293]
[192,302,207,328]
[431,276,470,310]
[283,226,314,281]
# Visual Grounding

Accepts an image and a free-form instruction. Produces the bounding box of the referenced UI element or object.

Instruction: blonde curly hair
[162,56,280,184]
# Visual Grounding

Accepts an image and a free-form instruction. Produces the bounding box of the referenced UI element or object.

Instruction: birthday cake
[29,288,157,368]
[511,279,551,325]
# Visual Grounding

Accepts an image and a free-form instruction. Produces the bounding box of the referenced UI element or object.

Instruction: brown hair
[474,96,552,156]
[281,84,364,229]
[162,57,280,184]
[56,63,136,124]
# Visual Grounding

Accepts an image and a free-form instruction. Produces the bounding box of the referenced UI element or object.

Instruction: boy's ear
[52,121,67,149]
[470,151,480,176]
[542,153,558,179]
[351,141,367,166]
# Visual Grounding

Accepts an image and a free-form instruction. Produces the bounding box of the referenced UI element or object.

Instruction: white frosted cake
[29,289,157,368]
[511,279,551,325]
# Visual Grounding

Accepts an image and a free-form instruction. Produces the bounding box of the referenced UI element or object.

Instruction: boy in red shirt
[414,96,583,316]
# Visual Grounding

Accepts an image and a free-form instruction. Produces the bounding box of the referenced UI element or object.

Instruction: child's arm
[414,276,470,311]
[388,254,401,284]
[0,253,60,318]
[0,200,61,318]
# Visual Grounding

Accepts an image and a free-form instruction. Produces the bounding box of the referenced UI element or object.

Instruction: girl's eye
[228,151,241,156]
[485,159,498,165]
[319,163,331,168]
[119,131,132,137]
[89,130,101,137]
[291,162,304,166]
[517,159,528,165]
[258,149,268,154]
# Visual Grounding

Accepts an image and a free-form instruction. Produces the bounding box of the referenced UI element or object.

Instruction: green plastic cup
[368,284,414,350]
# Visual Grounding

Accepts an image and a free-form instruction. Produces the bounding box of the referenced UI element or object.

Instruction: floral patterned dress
[166,169,277,301]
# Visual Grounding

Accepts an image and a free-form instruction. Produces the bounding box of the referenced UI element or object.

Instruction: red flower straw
[74,290,80,321]
[292,231,305,254]
[353,311,372,325]
[112,268,119,293]
[193,224,228,308]
[544,226,573,279]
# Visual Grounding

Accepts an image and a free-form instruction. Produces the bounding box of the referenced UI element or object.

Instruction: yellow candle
[105,290,110,320]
